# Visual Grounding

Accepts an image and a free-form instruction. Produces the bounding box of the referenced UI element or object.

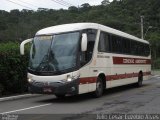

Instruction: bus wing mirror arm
[20,38,33,55]
[81,33,87,52]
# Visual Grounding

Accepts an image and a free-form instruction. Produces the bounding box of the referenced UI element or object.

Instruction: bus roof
[36,23,149,44]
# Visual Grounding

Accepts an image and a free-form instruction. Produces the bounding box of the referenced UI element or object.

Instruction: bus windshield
[29,32,80,73]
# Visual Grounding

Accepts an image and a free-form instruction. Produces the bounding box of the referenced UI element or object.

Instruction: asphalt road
[0,76,160,120]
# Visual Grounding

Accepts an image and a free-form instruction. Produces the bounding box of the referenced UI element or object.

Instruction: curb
[151,75,160,77]
[0,94,41,102]
[151,75,160,79]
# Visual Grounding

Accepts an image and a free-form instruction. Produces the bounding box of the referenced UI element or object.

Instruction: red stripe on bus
[106,73,139,81]
[79,77,97,84]
[113,57,151,64]
[79,71,151,84]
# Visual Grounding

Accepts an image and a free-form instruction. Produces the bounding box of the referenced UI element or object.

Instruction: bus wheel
[55,94,65,99]
[137,72,143,87]
[94,77,103,98]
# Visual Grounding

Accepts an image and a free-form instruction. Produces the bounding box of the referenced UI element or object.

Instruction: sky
[0,0,113,12]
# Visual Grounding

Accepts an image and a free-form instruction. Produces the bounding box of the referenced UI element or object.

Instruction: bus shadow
[37,83,150,104]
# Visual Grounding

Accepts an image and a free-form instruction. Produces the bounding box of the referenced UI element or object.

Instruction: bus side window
[111,35,122,53]
[131,41,136,55]
[98,32,110,52]
[86,29,97,61]
[144,44,150,56]
[122,38,130,54]
[80,29,97,66]
[98,32,106,52]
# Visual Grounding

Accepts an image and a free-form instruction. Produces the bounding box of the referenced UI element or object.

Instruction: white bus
[20,23,151,98]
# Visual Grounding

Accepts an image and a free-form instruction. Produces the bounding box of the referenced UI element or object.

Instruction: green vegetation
[0,0,160,60]
[0,42,29,95]
[0,0,160,95]
[152,58,160,70]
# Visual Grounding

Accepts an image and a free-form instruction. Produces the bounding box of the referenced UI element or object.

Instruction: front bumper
[28,78,79,95]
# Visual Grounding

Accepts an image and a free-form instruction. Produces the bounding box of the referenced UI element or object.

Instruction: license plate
[43,88,52,93]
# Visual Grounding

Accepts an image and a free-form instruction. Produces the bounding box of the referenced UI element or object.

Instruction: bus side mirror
[81,33,88,52]
[20,38,33,55]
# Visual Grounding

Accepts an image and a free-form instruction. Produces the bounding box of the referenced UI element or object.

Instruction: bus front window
[29,32,80,73]
[29,36,52,71]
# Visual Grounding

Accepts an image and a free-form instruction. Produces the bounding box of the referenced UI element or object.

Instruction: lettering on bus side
[123,58,134,64]
[113,56,151,64]
[135,59,147,64]
[97,55,110,58]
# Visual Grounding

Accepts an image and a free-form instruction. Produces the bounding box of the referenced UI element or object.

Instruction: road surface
[0,76,160,120]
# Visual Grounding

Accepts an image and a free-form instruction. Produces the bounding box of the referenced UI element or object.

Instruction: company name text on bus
[113,57,151,64]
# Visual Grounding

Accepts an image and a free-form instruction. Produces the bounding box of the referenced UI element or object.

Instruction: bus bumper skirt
[28,78,79,96]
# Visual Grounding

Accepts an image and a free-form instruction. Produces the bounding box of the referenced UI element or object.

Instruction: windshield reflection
[29,32,80,73]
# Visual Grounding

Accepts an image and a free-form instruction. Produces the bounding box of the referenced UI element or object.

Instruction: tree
[101,0,110,6]
[81,3,91,11]
[68,6,78,12]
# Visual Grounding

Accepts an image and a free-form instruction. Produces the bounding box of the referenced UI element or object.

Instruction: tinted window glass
[98,31,150,57]
[122,38,130,54]
[98,32,110,52]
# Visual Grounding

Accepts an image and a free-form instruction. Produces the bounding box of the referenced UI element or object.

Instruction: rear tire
[137,73,143,87]
[93,77,103,98]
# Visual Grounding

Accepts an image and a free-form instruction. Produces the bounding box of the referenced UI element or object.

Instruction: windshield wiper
[36,52,57,72]
[36,54,49,71]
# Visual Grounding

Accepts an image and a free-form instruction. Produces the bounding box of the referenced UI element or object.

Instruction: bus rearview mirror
[20,38,33,55]
[81,33,87,52]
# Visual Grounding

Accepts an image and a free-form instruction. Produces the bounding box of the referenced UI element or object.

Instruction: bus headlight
[28,78,34,83]
[67,75,73,82]
[66,74,80,82]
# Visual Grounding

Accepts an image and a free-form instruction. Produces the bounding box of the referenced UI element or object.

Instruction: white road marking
[0,103,51,114]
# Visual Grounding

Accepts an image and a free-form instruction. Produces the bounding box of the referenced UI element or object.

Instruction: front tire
[94,77,103,98]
